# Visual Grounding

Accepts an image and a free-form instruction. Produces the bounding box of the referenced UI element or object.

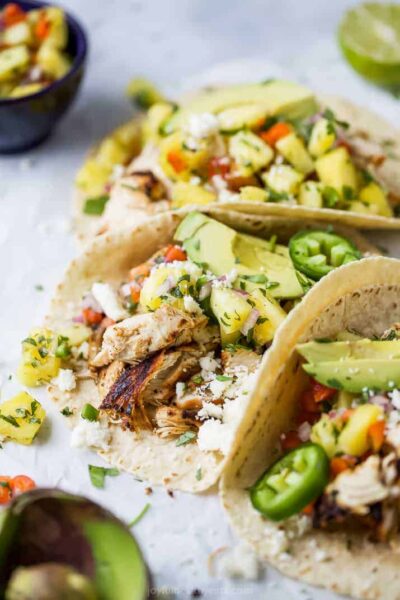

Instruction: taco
[73,80,400,242]
[22,210,376,492]
[221,256,400,599]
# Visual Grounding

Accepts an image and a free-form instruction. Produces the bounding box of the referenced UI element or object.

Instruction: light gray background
[1,1,400,598]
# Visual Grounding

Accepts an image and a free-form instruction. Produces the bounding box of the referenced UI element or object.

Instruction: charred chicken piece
[154,406,199,439]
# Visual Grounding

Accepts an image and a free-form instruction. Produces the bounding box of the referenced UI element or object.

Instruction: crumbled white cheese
[183,295,203,315]
[199,354,220,373]
[53,369,76,392]
[91,282,127,321]
[218,189,241,204]
[216,543,260,580]
[209,378,231,398]
[389,389,400,411]
[314,549,328,562]
[111,163,125,182]
[175,381,186,400]
[70,419,111,451]
[72,341,89,361]
[198,402,223,420]
[211,174,228,192]
[197,418,231,454]
[189,175,202,186]
[212,268,238,289]
[266,528,289,557]
[185,112,219,140]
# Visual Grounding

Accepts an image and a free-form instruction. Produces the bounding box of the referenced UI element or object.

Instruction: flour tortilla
[221,257,400,599]
[73,95,400,245]
[46,209,377,492]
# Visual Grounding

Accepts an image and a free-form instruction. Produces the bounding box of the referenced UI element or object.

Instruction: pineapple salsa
[0,3,71,99]
[251,327,400,541]
[77,80,398,221]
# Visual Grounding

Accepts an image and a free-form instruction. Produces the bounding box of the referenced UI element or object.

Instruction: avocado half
[0,489,149,600]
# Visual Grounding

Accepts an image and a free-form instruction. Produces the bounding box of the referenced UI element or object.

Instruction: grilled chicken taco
[22,210,376,491]
[221,257,400,599]
[74,80,400,242]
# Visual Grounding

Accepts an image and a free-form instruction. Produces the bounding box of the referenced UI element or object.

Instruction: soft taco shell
[221,257,400,599]
[46,209,378,492]
[73,95,400,244]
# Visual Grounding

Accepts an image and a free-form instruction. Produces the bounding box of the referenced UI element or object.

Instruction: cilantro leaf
[88,465,119,489]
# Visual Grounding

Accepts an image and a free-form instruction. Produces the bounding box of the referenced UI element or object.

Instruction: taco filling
[88,81,400,232]
[19,212,364,458]
[250,325,400,542]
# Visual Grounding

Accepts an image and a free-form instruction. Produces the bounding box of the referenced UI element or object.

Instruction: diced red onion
[240,308,260,336]
[371,395,390,410]
[120,282,133,297]
[156,275,176,296]
[298,421,311,442]
[234,289,249,298]
[199,281,212,301]
[73,315,84,323]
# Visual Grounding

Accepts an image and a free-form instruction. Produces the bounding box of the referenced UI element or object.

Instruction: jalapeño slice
[250,443,329,521]
[289,230,361,281]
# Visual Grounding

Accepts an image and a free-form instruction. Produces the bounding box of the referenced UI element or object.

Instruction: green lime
[338,2,400,88]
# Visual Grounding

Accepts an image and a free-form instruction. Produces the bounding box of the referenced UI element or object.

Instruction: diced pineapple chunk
[359,182,393,217]
[210,287,251,341]
[171,182,216,208]
[9,83,43,98]
[41,7,68,49]
[308,118,336,158]
[113,120,143,155]
[275,133,314,174]
[96,138,127,169]
[262,164,304,195]
[3,22,32,46]
[159,131,211,181]
[298,181,323,208]
[0,46,30,82]
[338,404,383,456]
[229,131,274,176]
[18,329,61,387]
[140,264,201,312]
[311,414,340,458]
[75,158,111,197]
[58,324,91,347]
[315,147,358,196]
[0,392,45,445]
[251,288,286,345]
[36,44,70,79]
[143,102,175,141]
[239,186,268,203]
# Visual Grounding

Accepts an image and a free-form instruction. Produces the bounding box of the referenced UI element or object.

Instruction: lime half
[339,2,400,88]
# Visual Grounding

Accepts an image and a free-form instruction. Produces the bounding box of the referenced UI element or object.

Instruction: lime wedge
[338,2,400,88]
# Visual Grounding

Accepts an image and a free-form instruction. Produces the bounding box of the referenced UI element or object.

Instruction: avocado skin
[0,489,149,600]
[303,358,400,393]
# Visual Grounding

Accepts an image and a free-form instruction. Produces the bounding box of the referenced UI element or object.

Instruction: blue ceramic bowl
[0,0,88,153]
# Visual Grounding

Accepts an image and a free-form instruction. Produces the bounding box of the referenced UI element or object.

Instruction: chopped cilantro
[22,337,37,346]
[216,375,232,382]
[88,465,119,489]
[35,284,44,291]
[176,431,197,447]
[0,414,19,428]
[128,503,151,527]
[195,467,202,481]
[322,186,340,208]
[83,195,110,216]
[61,407,73,417]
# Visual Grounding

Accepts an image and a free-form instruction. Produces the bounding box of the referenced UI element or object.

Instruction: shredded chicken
[221,348,261,373]
[91,305,208,367]
[328,456,389,516]
[382,323,400,340]
[154,406,198,439]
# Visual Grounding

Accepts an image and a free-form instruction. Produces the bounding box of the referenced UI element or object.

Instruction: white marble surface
[1,1,400,598]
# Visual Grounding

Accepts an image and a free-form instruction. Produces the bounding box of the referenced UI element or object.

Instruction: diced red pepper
[2,3,26,26]
[10,475,36,496]
[260,122,292,147]
[207,156,230,179]
[0,477,12,505]
[368,420,385,452]
[167,150,187,174]
[300,389,321,414]
[310,379,337,403]
[129,263,151,283]
[302,501,315,516]
[35,14,51,40]
[82,307,104,326]
[330,456,356,478]
[281,430,301,451]
[164,245,187,263]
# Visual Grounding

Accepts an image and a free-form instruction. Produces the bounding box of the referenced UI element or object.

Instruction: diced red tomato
[260,122,292,147]
[281,430,301,451]
[10,475,36,496]
[300,390,321,414]
[368,420,386,452]
[167,150,187,174]
[130,286,141,304]
[82,308,104,326]
[0,477,12,505]
[310,380,337,403]
[302,501,315,516]
[330,456,356,478]
[35,14,50,40]
[336,140,352,154]
[296,409,320,426]
[2,3,26,26]
[164,245,187,263]
[207,156,230,179]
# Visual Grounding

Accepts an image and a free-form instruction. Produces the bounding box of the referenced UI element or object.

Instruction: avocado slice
[303,358,400,393]
[0,490,149,600]
[297,339,400,364]
[176,212,304,299]
[164,80,317,133]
